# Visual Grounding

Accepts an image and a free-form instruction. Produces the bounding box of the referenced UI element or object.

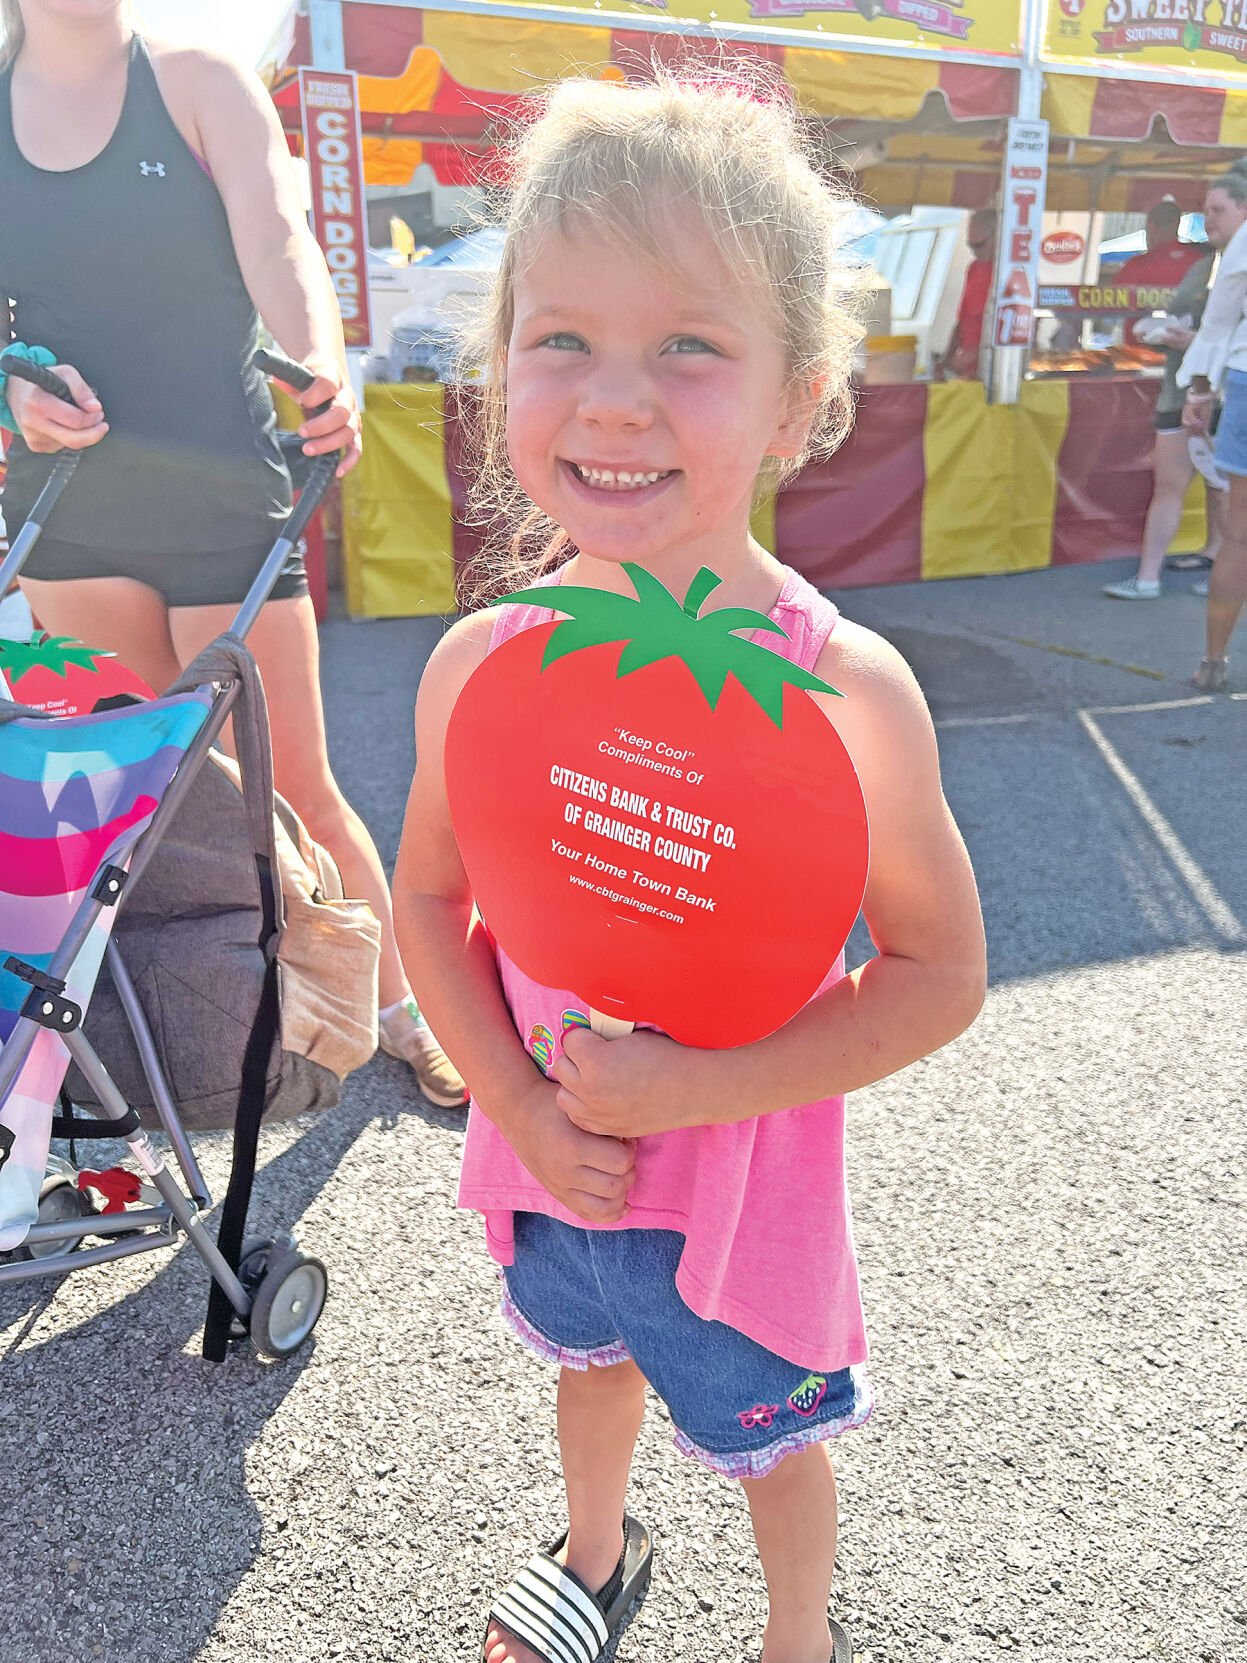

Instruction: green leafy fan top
[503,563,843,729]
[0,633,112,681]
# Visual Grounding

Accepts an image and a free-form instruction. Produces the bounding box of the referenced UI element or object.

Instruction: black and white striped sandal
[482,1514,653,1663]
[829,1615,854,1661]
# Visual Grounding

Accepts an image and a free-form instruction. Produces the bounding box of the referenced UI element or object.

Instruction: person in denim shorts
[1179,169,1247,690]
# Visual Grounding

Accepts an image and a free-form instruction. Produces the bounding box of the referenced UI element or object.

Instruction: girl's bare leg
[743,1442,840,1663]
[485,1360,648,1663]
[1203,476,1226,564]
[1136,435,1195,585]
[1203,473,1247,664]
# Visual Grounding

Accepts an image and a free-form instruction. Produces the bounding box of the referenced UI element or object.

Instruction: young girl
[394,71,986,1663]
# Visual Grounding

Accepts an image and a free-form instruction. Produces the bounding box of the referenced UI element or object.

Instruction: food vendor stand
[266,0,1247,613]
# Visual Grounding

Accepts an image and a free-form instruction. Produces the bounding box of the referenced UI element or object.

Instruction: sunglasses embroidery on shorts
[737,1403,781,1430]
[787,1373,829,1418]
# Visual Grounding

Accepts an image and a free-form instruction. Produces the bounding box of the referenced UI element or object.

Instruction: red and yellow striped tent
[269,3,1019,187]
[268,2,1247,206]
[336,376,1206,616]
[266,3,1233,611]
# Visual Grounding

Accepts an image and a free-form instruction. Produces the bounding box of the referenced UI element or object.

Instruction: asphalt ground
[1,555,1243,1663]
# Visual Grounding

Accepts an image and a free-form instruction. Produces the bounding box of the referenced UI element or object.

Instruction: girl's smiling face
[505,216,810,577]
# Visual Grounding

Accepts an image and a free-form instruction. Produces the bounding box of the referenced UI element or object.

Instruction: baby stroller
[0,347,339,1360]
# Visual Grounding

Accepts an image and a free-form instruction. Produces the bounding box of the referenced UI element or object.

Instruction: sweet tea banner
[1044,0,1247,77]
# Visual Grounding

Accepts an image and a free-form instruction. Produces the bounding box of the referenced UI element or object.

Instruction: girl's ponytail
[0,0,25,72]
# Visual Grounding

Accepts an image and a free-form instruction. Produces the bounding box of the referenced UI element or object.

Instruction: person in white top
[1179,170,1247,690]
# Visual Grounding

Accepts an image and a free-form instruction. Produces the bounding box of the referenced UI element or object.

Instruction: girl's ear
[768,375,825,461]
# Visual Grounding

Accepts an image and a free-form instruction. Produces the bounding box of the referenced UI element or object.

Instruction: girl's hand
[7,364,108,453]
[503,1075,637,1224]
[1182,392,1214,435]
[553,1029,714,1140]
[1160,323,1195,351]
[290,362,362,477]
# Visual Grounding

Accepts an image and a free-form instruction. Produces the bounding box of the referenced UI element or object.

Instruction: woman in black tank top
[0,0,466,1107]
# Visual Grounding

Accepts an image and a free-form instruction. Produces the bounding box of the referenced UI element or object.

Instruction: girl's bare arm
[393,615,637,1222]
[728,619,988,1108]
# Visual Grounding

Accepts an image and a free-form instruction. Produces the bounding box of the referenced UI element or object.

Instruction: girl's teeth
[574,464,667,491]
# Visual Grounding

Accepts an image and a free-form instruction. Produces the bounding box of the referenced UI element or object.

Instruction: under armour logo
[138,161,166,177]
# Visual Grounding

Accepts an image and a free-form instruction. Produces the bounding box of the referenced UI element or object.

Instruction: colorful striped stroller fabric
[0,692,211,1250]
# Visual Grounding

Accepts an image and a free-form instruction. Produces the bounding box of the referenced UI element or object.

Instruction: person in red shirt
[1116,198,1208,345]
[936,208,997,380]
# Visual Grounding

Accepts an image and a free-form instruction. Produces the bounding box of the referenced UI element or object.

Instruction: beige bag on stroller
[249,756,382,1092]
[66,647,380,1130]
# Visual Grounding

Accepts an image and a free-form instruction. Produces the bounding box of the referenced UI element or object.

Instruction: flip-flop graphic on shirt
[528,1023,555,1074]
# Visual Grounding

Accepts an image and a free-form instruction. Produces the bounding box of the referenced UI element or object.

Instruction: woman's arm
[393,614,638,1223]
[167,48,361,473]
[554,621,987,1138]
[1179,228,1247,398]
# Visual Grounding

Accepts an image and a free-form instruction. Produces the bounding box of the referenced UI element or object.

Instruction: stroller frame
[0,348,338,1358]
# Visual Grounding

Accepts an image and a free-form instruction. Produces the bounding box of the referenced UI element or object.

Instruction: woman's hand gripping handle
[1,353,108,454]
[255,345,361,478]
[254,347,346,537]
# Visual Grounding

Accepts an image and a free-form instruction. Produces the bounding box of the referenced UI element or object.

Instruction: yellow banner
[476,0,1022,60]
[1044,0,1247,79]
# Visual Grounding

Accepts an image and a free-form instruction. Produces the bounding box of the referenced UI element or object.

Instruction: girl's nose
[577,368,655,430]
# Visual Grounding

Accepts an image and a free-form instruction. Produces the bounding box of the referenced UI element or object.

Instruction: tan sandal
[1191,658,1230,693]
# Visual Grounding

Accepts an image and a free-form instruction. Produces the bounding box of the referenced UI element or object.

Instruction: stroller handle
[254,347,315,394]
[0,352,80,409]
[2,349,326,417]
[0,355,84,594]
[253,348,334,420]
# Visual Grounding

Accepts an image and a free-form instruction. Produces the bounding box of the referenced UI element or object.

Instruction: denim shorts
[501,1212,873,1480]
[1214,369,1247,477]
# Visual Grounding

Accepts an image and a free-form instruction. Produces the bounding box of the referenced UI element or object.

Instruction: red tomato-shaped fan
[0,633,153,715]
[445,564,869,1049]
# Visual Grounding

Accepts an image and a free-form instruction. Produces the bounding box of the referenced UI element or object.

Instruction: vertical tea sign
[992,118,1050,350]
[299,68,372,348]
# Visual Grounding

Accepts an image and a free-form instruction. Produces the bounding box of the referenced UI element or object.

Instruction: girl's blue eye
[540,332,588,352]
[665,336,718,355]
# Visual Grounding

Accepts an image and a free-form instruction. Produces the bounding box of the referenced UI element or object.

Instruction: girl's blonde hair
[462,62,867,601]
[0,0,24,71]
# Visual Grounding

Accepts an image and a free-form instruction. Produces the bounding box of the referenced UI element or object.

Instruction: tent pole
[310,0,346,70]
[986,0,1047,404]
[309,0,365,402]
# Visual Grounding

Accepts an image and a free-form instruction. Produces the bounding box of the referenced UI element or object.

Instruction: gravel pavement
[2,558,1243,1663]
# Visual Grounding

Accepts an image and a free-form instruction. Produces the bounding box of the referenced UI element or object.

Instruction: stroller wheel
[248,1244,328,1359]
[17,1177,96,1262]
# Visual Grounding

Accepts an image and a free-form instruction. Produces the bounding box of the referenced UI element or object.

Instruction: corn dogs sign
[299,69,373,348]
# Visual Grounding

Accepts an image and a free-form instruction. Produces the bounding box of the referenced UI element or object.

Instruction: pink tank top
[456,565,868,1370]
